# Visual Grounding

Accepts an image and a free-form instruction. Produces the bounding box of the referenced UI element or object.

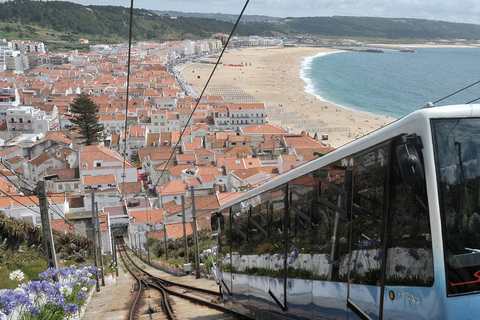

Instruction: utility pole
[138,232,142,260]
[111,231,118,277]
[146,195,151,265]
[37,180,58,270]
[190,186,200,279]
[134,233,138,255]
[137,233,140,257]
[162,223,168,260]
[146,229,151,265]
[95,203,105,286]
[91,194,100,292]
[181,196,188,265]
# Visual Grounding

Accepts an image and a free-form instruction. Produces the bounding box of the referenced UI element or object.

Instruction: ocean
[300,47,480,119]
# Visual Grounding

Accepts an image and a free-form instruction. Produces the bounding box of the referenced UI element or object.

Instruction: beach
[178,46,393,148]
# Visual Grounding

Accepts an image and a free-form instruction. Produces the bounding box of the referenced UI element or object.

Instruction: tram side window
[220,211,232,273]
[228,185,287,276]
[287,159,349,282]
[385,138,433,287]
[432,119,480,295]
[229,201,249,274]
[246,187,285,277]
[349,146,388,286]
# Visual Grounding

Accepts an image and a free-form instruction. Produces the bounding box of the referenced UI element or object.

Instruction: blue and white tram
[211,103,480,319]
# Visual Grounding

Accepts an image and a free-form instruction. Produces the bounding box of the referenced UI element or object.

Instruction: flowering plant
[0,264,97,320]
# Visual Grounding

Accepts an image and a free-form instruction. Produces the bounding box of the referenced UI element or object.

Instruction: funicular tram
[209,103,480,319]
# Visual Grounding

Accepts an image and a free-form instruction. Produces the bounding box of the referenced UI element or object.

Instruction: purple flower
[0,263,99,320]
[394,264,406,273]
[64,303,79,315]
[358,237,380,249]
[364,253,371,258]
[373,250,382,261]
[356,262,364,269]
[327,259,340,266]
[289,246,300,260]
[0,289,18,316]
[369,238,380,248]
[76,291,87,301]
[408,248,420,261]
[85,279,96,287]
[26,305,40,316]
[358,239,370,249]
[49,293,66,307]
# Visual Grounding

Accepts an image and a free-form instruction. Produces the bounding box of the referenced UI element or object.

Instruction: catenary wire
[121,0,135,189]
[465,96,480,104]
[0,166,71,220]
[155,0,251,186]
[433,79,480,104]
[0,165,92,237]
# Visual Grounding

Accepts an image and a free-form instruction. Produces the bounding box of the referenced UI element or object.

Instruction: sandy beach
[179,46,393,148]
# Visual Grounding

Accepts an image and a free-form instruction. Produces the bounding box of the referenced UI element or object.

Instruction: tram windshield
[432,118,480,295]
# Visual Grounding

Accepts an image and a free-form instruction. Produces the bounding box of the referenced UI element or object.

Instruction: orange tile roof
[130,208,164,225]
[0,146,21,157]
[82,174,116,186]
[283,135,326,149]
[232,167,278,181]
[51,219,75,234]
[165,203,190,216]
[176,154,196,162]
[0,195,65,208]
[169,164,195,177]
[157,179,187,196]
[165,222,194,238]
[241,124,288,134]
[196,166,226,176]
[228,103,265,111]
[80,145,135,169]
[216,192,244,206]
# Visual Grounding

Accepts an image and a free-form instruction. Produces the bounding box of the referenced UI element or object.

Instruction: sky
[65,0,480,25]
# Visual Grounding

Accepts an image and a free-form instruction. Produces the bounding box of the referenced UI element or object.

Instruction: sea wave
[299,51,340,102]
[298,51,371,114]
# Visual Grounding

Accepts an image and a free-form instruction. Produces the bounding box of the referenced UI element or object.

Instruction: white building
[6,106,59,138]
[11,40,46,53]
[0,195,69,227]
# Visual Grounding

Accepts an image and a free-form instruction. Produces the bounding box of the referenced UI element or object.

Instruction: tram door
[347,146,389,320]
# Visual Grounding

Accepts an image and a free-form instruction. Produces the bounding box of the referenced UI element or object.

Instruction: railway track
[117,240,245,320]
